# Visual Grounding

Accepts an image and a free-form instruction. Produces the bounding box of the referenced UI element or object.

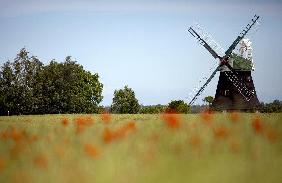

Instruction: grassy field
[0,112,281,183]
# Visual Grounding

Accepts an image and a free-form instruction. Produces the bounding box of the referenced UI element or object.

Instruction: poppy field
[0,112,281,183]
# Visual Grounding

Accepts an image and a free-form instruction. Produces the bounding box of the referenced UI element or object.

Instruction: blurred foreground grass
[0,113,282,183]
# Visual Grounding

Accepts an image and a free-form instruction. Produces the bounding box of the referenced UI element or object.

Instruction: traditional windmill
[188,15,260,111]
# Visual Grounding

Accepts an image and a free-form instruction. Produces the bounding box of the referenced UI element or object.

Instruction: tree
[203,96,214,106]
[37,57,103,114]
[111,86,140,114]
[0,48,43,115]
[167,100,190,113]
[0,61,14,115]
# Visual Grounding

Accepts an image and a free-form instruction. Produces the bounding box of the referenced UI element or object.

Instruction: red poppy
[265,128,278,143]
[1,127,26,142]
[102,122,136,143]
[200,109,213,125]
[101,112,111,124]
[189,135,202,148]
[61,117,69,126]
[251,116,264,134]
[34,154,48,169]
[75,116,93,126]
[10,143,25,158]
[229,112,240,123]
[161,109,181,129]
[103,128,114,143]
[124,121,136,131]
[84,144,100,158]
[75,116,94,134]
[213,124,229,139]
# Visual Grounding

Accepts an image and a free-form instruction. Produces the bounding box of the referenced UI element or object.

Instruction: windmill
[187,15,260,111]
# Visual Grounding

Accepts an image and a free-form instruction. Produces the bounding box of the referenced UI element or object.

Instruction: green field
[0,113,281,183]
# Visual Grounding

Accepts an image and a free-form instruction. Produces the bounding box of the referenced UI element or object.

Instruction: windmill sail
[188,27,221,59]
[224,15,260,57]
[189,65,221,105]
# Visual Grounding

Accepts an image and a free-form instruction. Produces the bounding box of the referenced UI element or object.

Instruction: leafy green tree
[111,86,140,114]
[0,61,14,115]
[167,100,190,113]
[0,48,43,115]
[38,57,103,114]
[203,96,214,106]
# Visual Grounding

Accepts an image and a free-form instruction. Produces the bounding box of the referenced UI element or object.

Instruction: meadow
[0,112,281,183]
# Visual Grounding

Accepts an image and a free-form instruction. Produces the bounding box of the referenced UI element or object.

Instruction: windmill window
[224,90,230,96]
[246,76,251,82]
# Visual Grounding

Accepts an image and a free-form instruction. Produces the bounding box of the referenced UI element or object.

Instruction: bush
[167,100,190,114]
[111,86,140,114]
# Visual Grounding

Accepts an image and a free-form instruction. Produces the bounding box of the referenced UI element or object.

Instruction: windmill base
[212,71,260,111]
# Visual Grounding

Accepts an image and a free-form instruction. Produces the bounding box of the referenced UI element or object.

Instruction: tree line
[110,85,190,114]
[0,48,103,115]
[1,49,281,115]
[258,100,282,113]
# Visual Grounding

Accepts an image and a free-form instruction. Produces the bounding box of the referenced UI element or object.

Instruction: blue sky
[0,0,282,106]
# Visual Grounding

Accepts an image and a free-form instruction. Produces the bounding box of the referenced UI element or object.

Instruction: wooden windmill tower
[188,15,260,111]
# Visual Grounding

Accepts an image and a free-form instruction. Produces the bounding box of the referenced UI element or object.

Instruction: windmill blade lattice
[189,22,225,58]
[224,15,260,57]
[244,18,261,40]
[224,71,254,101]
[189,65,221,105]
